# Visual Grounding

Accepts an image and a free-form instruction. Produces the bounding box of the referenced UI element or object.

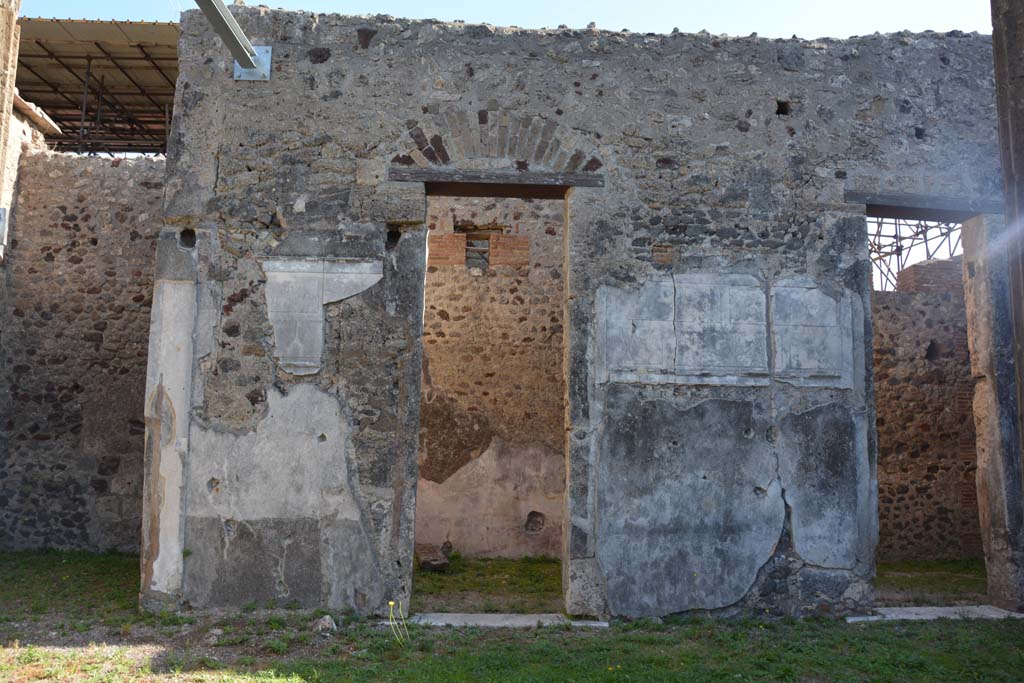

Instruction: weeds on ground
[875,558,988,606]
[3,551,1023,683]
[412,555,561,613]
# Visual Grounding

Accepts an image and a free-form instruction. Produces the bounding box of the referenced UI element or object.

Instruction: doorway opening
[412,182,569,614]
[867,210,987,605]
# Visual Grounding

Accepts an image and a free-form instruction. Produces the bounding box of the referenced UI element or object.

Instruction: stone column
[988,0,1024,611]
[962,214,1024,611]
[0,0,20,252]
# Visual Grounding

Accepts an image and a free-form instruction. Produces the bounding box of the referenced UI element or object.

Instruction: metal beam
[19,53,177,64]
[18,59,81,113]
[94,42,166,115]
[30,41,161,141]
[194,0,257,69]
[78,56,91,147]
[18,86,175,97]
[137,44,177,88]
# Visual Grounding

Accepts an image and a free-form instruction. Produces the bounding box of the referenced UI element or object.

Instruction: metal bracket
[194,0,271,81]
[234,45,272,81]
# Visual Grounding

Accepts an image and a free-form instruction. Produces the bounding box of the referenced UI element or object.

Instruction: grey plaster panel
[185,384,385,610]
[777,403,861,569]
[260,258,382,375]
[321,517,389,612]
[597,278,675,381]
[596,390,784,616]
[182,517,322,608]
[771,278,854,388]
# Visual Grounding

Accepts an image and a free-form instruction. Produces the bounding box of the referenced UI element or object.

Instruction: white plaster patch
[596,274,856,389]
[596,274,769,386]
[143,280,196,596]
[772,277,854,388]
[187,384,360,521]
[260,259,382,375]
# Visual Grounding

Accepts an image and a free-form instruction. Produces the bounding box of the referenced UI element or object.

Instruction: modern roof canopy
[15,18,178,154]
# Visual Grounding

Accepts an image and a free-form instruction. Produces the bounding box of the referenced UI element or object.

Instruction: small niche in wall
[179,228,196,249]
[386,228,402,251]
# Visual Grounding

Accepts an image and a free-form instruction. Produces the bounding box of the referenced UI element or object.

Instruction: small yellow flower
[388,600,395,606]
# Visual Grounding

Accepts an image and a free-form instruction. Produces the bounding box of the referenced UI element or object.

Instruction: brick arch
[390,107,603,175]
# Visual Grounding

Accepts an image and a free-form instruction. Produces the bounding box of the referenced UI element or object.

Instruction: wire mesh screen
[867,216,963,291]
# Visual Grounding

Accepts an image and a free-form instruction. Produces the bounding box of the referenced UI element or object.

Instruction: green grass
[0,549,138,619]
[875,558,988,606]
[412,555,562,613]
[4,618,1024,682]
[2,551,1023,682]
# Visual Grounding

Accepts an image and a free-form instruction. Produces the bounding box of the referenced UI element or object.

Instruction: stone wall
[417,195,566,558]
[0,150,164,552]
[143,7,1002,618]
[872,258,982,561]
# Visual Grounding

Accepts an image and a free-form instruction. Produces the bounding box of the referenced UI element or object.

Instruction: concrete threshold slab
[407,613,609,628]
[847,605,1024,623]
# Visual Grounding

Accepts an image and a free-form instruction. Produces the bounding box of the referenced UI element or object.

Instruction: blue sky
[23,0,992,39]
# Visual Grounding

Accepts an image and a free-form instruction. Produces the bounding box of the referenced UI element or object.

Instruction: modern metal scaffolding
[15,18,178,154]
[867,216,963,291]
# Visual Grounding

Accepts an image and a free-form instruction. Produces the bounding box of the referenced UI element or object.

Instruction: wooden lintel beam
[844,190,1004,221]
[388,167,604,188]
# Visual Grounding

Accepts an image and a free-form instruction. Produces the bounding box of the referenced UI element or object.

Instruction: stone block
[94,495,122,520]
[355,157,387,185]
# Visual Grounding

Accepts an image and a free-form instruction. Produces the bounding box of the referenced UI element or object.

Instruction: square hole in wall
[455,222,505,270]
